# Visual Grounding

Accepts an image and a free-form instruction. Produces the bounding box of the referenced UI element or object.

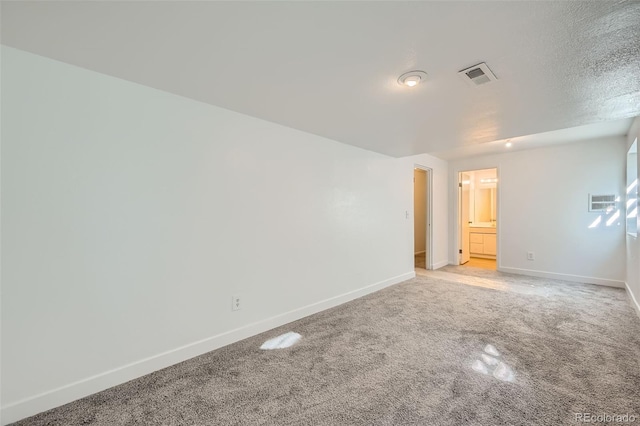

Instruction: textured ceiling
[2,1,639,158]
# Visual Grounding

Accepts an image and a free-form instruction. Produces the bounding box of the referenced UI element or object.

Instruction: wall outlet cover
[232,294,241,311]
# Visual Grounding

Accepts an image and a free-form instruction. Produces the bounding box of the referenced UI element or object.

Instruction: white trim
[0,271,415,425]
[426,167,433,270]
[469,254,496,260]
[498,266,624,288]
[432,260,449,270]
[625,282,640,318]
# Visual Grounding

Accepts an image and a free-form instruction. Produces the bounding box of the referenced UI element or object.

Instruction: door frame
[414,165,433,270]
[459,172,471,265]
[455,167,500,266]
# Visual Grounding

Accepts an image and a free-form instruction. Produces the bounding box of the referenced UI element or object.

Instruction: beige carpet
[13,266,640,425]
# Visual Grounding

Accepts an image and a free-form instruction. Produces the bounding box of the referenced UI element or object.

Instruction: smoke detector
[458,63,497,87]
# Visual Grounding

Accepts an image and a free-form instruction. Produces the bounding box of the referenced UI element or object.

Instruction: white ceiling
[2,1,639,158]
[434,117,635,160]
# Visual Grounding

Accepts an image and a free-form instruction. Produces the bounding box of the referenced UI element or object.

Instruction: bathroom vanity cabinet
[469,227,496,258]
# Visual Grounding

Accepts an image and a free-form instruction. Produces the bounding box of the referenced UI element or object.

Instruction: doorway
[414,166,432,270]
[458,168,497,270]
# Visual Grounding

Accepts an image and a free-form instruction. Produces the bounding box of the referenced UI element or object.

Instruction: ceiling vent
[458,63,497,87]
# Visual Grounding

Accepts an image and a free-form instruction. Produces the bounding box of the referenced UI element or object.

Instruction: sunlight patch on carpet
[484,344,500,356]
[472,344,515,382]
[260,332,302,350]
[428,270,552,297]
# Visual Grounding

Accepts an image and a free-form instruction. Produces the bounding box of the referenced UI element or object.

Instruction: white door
[460,173,470,264]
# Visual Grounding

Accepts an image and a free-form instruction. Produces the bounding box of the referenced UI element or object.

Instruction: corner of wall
[625,282,640,319]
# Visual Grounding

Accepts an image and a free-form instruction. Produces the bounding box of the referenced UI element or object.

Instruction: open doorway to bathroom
[414,166,432,271]
[458,168,497,270]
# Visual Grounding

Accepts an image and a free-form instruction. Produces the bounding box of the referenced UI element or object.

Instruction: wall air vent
[589,194,617,212]
[458,63,497,87]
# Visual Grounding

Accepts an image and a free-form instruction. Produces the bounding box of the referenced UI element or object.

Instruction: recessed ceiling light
[398,70,427,88]
[505,141,513,148]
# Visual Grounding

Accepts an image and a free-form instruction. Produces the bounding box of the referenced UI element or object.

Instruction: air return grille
[589,194,617,212]
[458,63,497,87]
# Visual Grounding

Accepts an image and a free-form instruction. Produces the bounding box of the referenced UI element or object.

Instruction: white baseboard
[625,282,640,318]
[470,254,496,260]
[432,259,449,270]
[498,266,625,288]
[0,271,415,426]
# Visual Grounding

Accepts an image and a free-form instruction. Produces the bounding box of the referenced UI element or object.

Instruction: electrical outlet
[527,252,535,261]
[232,294,241,311]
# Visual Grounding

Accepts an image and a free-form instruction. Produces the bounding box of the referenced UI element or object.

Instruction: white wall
[0,47,448,424]
[449,138,627,286]
[626,117,640,316]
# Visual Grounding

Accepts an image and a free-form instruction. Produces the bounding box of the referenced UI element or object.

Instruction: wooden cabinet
[483,234,496,255]
[469,233,484,254]
[469,229,496,258]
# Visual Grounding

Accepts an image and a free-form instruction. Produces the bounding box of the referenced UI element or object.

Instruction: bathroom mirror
[473,186,496,225]
[465,168,497,227]
[475,187,496,223]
